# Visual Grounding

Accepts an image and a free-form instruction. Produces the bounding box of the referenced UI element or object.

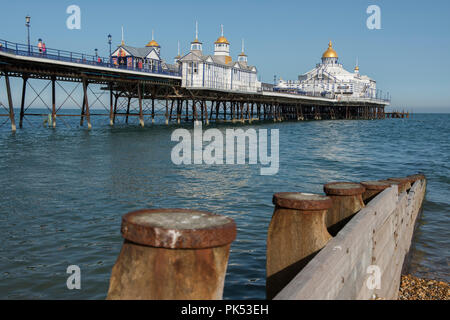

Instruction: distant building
[179,24,260,93]
[275,41,377,99]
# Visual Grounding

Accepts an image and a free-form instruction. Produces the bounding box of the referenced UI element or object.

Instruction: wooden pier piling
[387,177,412,194]
[360,180,392,204]
[107,208,236,300]
[323,182,366,235]
[266,192,332,299]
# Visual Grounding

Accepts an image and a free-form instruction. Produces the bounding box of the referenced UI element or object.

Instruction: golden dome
[354,65,359,71]
[215,36,229,44]
[322,41,338,58]
[146,39,160,47]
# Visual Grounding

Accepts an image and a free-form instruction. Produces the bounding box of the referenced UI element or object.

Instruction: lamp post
[108,34,112,64]
[25,15,31,53]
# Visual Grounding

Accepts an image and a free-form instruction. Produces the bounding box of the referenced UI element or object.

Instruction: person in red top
[42,42,47,55]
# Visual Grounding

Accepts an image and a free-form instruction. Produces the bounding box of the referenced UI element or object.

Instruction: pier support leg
[109,83,114,126]
[80,88,86,126]
[273,104,276,122]
[19,76,28,129]
[165,99,169,125]
[151,98,155,124]
[240,102,244,123]
[209,100,214,122]
[126,97,131,124]
[82,78,91,130]
[138,83,144,127]
[5,73,16,132]
[169,99,174,123]
[176,99,181,124]
[204,100,209,125]
[51,76,56,128]
[113,93,119,125]
[200,100,204,123]
[232,101,236,123]
[215,101,220,121]
[223,101,227,121]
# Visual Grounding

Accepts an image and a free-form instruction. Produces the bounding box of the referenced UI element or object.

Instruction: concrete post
[360,180,391,204]
[323,182,365,234]
[107,208,236,300]
[267,192,332,299]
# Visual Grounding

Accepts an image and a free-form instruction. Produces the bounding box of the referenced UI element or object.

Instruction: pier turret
[214,25,231,64]
[190,21,203,55]
[174,41,181,64]
[145,30,161,55]
[354,58,360,75]
[321,41,338,65]
[237,39,248,66]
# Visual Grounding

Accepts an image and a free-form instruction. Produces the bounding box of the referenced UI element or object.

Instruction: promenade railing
[0,39,181,77]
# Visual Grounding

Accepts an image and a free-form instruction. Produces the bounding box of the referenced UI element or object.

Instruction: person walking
[42,42,47,55]
[37,39,43,54]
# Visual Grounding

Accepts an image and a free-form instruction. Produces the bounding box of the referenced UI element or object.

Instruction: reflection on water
[0,111,448,299]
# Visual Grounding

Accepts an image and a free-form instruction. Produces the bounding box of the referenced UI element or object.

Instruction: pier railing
[270,86,390,104]
[0,39,181,77]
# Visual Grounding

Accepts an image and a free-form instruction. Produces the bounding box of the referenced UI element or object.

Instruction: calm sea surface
[0,111,448,299]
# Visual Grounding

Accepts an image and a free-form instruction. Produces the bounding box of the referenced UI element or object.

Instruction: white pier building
[275,41,377,99]
[179,24,260,93]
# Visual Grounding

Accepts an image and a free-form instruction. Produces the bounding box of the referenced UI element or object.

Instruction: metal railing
[0,39,181,77]
[271,87,390,103]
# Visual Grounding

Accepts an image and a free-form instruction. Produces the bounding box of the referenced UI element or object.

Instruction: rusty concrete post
[387,177,412,194]
[360,180,392,204]
[267,192,332,299]
[107,209,236,300]
[323,182,365,233]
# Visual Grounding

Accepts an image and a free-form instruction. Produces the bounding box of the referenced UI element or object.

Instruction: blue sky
[1,0,449,112]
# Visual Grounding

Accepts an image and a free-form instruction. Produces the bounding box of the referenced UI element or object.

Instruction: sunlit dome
[322,41,338,58]
[215,36,229,44]
[146,39,160,47]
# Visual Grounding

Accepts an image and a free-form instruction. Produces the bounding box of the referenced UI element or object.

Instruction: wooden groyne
[106,174,426,300]
[273,175,426,300]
